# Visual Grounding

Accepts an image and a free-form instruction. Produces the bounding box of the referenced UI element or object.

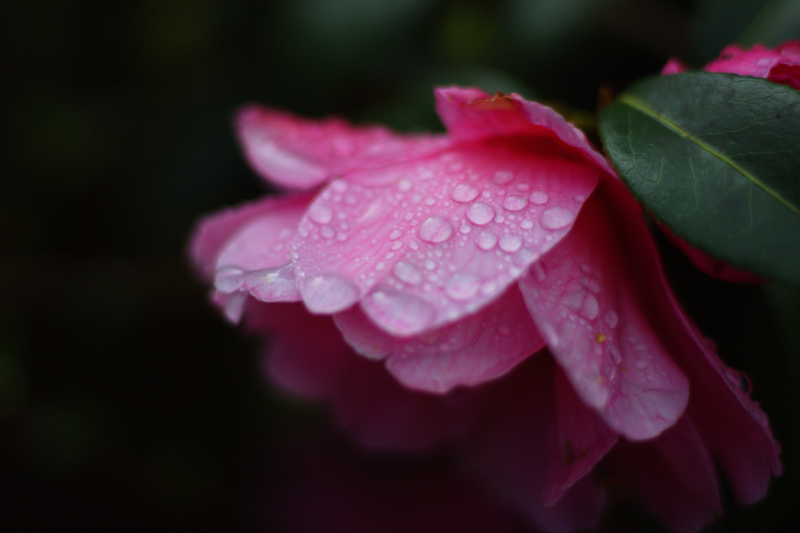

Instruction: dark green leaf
[598,72,800,285]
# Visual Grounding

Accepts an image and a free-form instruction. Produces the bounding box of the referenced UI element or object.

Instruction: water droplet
[391,240,403,250]
[418,215,454,243]
[603,310,618,329]
[562,290,586,313]
[424,259,436,270]
[578,276,601,294]
[724,367,752,395]
[450,183,479,203]
[503,196,528,212]
[246,264,300,301]
[301,273,360,313]
[375,262,385,271]
[498,234,523,252]
[634,360,648,370]
[393,261,423,285]
[459,224,471,234]
[397,179,412,191]
[475,231,498,250]
[409,241,419,250]
[215,266,245,294]
[580,294,599,320]
[751,407,769,428]
[424,197,436,206]
[321,226,335,239]
[308,204,333,224]
[337,233,348,241]
[574,194,587,202]
[540,207,575,230]
[520,219,534,229]
[331,179,348,192]
[529,191,549,205]
[363,288,436,335]
[492,170,514,185]
[444,272,481,300]
[466,202,495,225]
[499,325,511,335]
[389,229,403,240]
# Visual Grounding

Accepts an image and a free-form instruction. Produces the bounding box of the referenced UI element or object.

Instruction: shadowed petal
[334,286,546,393]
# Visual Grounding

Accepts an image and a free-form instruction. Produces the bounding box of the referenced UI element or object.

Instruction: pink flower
[189,87,781,532]
[661,41,800,282]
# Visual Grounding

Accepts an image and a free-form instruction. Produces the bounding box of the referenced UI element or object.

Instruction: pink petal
[251,301,484,451]
[434,87,616,177]
[768,61,800,90]
[704,43,782,78]
[519,180,690,441]
[574,177,780,502]
[209,194,315,304]
[542,368,618,507]
[334,286,546,393]
[236,105,450,190]
[462,354,606,533]
[661,57,688,75]
[189,194,309,280]
[292,142,599,333]
[607,416,722,533]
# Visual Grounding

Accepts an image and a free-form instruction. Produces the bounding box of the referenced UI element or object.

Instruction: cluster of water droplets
[291,149,591,333]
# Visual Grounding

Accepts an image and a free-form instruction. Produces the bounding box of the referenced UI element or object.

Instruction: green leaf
[598,72,800,285]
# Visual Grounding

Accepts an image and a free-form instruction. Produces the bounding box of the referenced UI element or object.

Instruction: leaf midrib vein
[618,94,799,215]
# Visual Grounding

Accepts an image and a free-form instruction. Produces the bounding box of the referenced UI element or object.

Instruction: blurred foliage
[1,0,799,531]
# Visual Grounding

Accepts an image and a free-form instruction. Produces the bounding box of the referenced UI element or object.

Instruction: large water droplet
[475,231,498,250]
[418,215,454,243]
[580,294,599,320]
[215,266,245,294]
[450,183,479,203]
[498,234,523,252]
[397,179,412,191]
[363,287,436,336]
[466,202,495,225]
[444,272,481,300]
[389,229,403,240]
[247,264,300,301]
[492,170,514,185]
[308,204,333,224]
[302,272,360,313]
[529,191,549,205]
[633,359,648,370]
[502,196,528,212]
[393,261,423,285]
[540,207,575,230]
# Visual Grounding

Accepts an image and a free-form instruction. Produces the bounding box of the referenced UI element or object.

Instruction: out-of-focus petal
[661,57,689,75]
[334,286,546,393]
[542,369,617,507]
[463,354,606,533]
[209,194,315,303]
[291,142,598,331]
[519,181,689,441]
[236,105,450,190]
[606,416,722,533]
[250,301,484,452]
[189,194,310,280]
[434,87,616,177]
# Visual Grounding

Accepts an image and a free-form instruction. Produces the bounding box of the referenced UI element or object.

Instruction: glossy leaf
[599,72,800,285]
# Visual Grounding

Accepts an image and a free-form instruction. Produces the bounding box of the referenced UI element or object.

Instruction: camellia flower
[661,41,800,282]
[190,87,781,532]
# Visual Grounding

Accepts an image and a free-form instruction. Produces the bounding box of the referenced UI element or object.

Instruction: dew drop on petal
[321,226,335,239]
[634,360,648,370]
[308,204,333,224]
[450,183,480,203]
[389,229,403,240]
[364,288,436,336]
[492,170,514,185]
[466,202,495,225]
[397,179,412,191]
[529,191,549,205]
[580,294,599,320]
[475,231,498,250]
[498,234,523,252]
[393,261,423,285]
[520,219,534,229]
[301,272,360,313]
[215,266,245,294]
[444,272,481,300]
[540,207,575,230]
[603,310,618,329]
[502,196,528,212]
[418,215,454,243]
[499,325,511,335]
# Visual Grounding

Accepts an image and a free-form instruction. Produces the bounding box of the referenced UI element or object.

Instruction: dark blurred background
[1,0,799,531]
